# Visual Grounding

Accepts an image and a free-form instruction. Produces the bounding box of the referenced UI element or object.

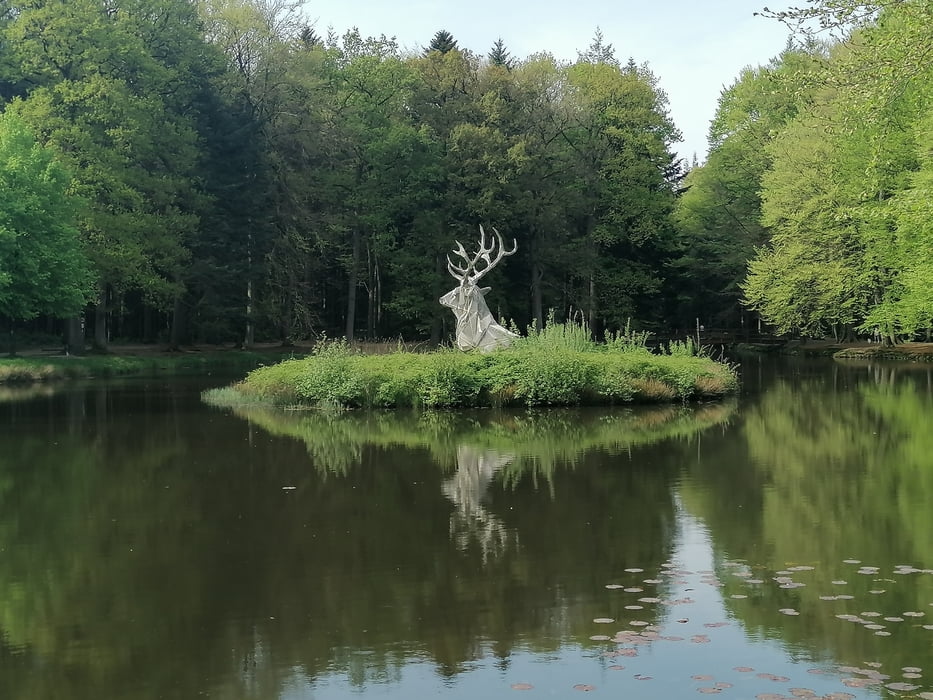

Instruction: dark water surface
[1,360,932,699]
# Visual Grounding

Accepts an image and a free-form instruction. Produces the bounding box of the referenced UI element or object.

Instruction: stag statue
[440,226,517,352]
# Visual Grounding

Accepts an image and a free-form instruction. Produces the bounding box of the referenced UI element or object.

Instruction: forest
[0,0,931,351]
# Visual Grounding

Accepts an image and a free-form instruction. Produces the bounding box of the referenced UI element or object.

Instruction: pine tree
[577,27,617,66]
[488,38,513,69]
[424,29,458,55]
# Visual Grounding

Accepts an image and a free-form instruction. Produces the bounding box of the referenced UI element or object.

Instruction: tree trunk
[65,316,85,355]
[345,228,360,341]
[244,231,254,349]
[170,294,185,350]
[531,262,544,331]
[6,320,14,357]
[430,253,444,346]
[93,288,108,351]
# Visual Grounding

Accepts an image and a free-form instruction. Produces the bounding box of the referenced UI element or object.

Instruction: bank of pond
[0,349,287,385]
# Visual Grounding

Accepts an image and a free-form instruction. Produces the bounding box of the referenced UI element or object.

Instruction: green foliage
[0,110,93,321]
[740,3,933,341]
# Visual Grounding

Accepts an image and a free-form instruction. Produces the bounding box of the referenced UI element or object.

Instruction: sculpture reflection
[442,445,518,559]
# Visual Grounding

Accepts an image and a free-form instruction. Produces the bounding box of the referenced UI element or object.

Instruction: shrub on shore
[207,324,737,410]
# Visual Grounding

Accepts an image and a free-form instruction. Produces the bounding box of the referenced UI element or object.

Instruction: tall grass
[206,319,737,410]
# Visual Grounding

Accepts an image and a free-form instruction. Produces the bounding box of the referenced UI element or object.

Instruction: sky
[301,0,797,163]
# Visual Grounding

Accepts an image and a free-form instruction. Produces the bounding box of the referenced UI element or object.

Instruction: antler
[446,225,517,284]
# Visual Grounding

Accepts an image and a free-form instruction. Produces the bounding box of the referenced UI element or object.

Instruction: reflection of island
[219,402,738,483]
[443,446,518,558]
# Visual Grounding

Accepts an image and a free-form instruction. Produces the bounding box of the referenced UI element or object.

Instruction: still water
[1,358,932,699]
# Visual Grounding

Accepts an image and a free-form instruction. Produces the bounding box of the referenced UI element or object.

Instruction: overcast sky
[301,0,796,163]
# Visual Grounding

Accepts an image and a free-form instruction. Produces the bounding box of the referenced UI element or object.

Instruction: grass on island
[205,321,738,410]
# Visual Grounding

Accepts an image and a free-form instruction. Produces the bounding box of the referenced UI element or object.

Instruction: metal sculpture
[440,226,517,352]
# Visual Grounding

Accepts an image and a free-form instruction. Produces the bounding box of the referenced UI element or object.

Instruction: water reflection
[679,359,933,692]
[443,446,517,559]
[1,363,932,699]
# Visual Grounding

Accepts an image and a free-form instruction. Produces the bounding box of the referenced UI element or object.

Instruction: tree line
[1,0,930,350]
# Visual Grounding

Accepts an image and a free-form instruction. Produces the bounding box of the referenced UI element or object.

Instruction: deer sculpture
[440,225,518,352]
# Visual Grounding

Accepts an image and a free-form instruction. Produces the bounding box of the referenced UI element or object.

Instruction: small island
[204,324,737,410]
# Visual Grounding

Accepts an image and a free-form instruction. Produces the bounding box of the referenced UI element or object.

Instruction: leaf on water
[842,678,874,687]
[923,624,933,630]
[919,694,933,700]
[731,594,748,599]
[624,587,644,593]
[902,666,922,673]
[510,683,534,690]
[755,694,785,700]
[589,635,611,641]
[697,688,722,694]
[746,579,764,584]
[823,694,855,700]
[608,665,625,671]
[874,631,891,636]
[779,608,800,616]
[692,675,714,681]
[690,635,711,643]
[624,568,644,573]
[864,624,886,630]
[903,673,922,679]
[820,596,838,601]
[868,589,886,594]
[633,674,652,680]
[629,620,649,626]
[883,616,904,622]
[638,597,661,603]
[831,580,848,585]
[836,595,854,600]
[605,584,624,589]
[903,611,925,617]
[573,684,596,691]
[733,667,755,672]
[860,612,881,617]
[643,578,662,584]
[593,618,614,624]
[704,622,729,628]
[789,689,817,698]
[886,683,920,691]
[807,669,827,674]
[625,605,644,610]
[863,662,882,668]
[843,559,861,564]
[757,673,790,682]
[715,682,733,689]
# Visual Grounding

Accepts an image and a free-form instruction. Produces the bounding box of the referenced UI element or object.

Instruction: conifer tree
[425,29,458,55]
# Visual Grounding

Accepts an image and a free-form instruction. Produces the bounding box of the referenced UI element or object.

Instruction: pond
[1,358,932,699]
